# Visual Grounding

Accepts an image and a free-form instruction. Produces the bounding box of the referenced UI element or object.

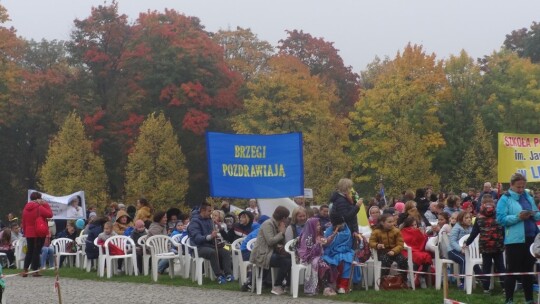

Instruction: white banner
[258,197,298,217]
[27,190,86,220]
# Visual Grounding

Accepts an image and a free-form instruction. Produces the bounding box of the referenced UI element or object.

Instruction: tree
[478,51,540,136]
[434,50,482,190]
[125,113,188,211]
[455,115,497,191]
[278,30,360,116]
[232,55,350,200]
[504,21,540,63]
[212,26,274,81]
[349,44,450,195]
[68,5,243,203]
[39,112,108,210]
[377,120,440,195]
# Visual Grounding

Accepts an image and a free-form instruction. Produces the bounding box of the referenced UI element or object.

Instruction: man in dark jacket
[188,202,233,284]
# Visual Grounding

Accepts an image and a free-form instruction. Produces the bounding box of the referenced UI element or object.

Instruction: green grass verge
[3,267,533,304]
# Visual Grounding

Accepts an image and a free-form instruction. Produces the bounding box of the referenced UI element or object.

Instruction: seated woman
[40,227,54,269]
[56,221,79,267]
[0,228,14,268]
[297,217,336,296]
[448,211,481,289]
[400,216,433,288]
[285,206,308,244]
[250,206,291,296]
[322,213,354,294]
[369,213,408,286]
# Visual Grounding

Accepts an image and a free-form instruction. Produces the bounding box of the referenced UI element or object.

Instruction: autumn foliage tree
[125,113,189,211]
[504,21,540,63]
[39,112,108,210]
[279,30,360,116]
[232,55,350,200]
[68,4,242,202]
[350,44,450,195]
[212,26,274,82]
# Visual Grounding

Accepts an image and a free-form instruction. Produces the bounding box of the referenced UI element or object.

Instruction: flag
[379,185,387,207]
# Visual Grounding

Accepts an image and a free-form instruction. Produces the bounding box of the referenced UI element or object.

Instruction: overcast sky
[1,0,539,72]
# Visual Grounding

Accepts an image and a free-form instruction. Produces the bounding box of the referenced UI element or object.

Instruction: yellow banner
[357,203,369,226]
[498,132,540,183]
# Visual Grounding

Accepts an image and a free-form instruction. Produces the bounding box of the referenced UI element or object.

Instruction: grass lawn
[2,267,534,304]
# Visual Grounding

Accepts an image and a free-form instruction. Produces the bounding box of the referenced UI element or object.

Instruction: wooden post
[55,257,62,304]
[442,265,448,301]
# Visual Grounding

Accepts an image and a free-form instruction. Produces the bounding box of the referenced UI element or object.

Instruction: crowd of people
[7,173,540,304]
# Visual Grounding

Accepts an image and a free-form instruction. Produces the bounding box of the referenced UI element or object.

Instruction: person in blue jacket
[496,172,540,304]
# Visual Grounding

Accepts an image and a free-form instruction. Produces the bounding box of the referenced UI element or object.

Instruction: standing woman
[329,178,362,237]
[496,173,540,304]
[22,192,53,277]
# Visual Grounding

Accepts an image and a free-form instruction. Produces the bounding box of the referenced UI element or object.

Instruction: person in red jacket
[21,192,53,277]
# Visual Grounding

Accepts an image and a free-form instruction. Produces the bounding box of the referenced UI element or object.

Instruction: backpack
[355,235,372,263]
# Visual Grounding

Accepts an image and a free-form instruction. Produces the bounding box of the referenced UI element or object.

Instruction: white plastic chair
[459,234,483,294]
[103,235,139,278]
[51,238,78,268]
[372,244,414,291]
[429,232,460,290]
[13,238,26,269]
[180,236,192,279]
[76,235,87,269]
[137,235,150,276]
[146,235,175,282]
[170,234,185,275]
[231,237,246,285]
[184,237,215,285]
[284,239,307,298]
[403,243,415,291]
[248,239,277,295]
[529,243,540,299]
[93,237,106,277]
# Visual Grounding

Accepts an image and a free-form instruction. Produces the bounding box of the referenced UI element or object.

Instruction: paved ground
[2,276,361,304]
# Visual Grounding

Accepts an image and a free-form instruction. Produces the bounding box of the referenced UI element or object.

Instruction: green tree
[479,51,540,136]
[232,55,350,200]
[378,120,440,195]
[39,112,108,209]
[125,113,188,211]
[349,44,450,195]
[455,115,497,191]
[504,21,540,63]
[435,50,482,190]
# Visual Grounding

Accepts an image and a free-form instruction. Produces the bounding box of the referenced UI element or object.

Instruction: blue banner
[206,132,304,198]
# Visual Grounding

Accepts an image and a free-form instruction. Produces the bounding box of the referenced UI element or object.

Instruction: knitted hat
[394,202,405,213]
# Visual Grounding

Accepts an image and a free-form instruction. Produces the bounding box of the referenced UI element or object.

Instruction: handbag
[35,203,49,237]
[378,275,407,290]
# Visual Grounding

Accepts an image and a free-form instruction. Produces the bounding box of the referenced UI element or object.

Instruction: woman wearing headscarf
[21,192,53,277]
[297,217,335,296]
